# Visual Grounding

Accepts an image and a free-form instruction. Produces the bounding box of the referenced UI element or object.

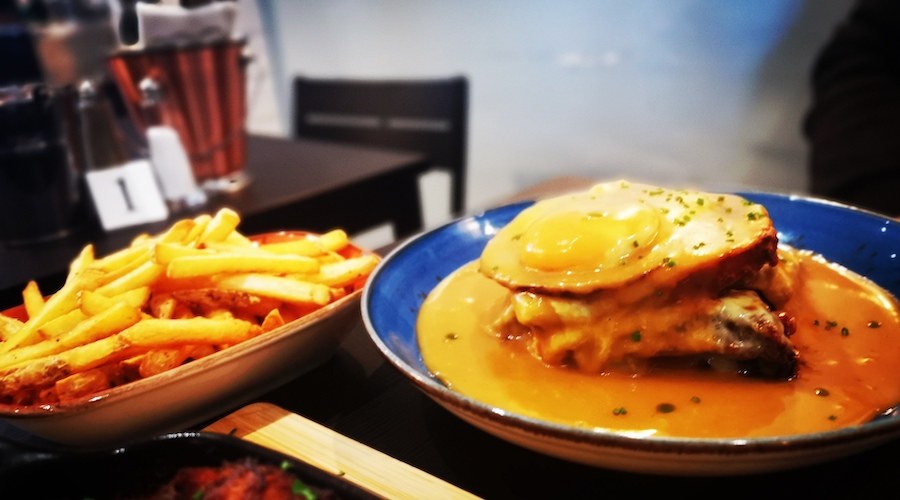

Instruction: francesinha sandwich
[481,180,799,379]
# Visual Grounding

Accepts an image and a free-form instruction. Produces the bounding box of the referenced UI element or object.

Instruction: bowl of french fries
[0,208,379,447]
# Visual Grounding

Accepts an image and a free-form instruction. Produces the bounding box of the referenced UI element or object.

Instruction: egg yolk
[519,205,661,272]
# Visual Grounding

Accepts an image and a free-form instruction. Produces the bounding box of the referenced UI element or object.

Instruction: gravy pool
[417,251,900,438]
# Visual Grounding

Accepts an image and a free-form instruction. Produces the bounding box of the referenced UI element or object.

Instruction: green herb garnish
[292,479,317,500]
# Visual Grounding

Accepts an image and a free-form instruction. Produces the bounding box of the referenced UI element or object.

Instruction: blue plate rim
[361,190,900,456]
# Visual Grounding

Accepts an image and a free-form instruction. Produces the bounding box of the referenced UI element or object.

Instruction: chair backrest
[292,76,468,215]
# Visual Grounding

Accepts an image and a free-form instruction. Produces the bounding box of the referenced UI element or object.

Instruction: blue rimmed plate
[361,192,900,476]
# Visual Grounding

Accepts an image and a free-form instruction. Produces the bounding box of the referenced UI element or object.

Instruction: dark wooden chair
[291,76,468,216]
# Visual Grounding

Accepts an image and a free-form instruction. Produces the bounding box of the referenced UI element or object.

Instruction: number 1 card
[85,160,169,231]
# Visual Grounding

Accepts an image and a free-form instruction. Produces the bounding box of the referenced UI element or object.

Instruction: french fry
[166,253,319,279]
[159,218,198,245]
[306,255,381,287]
[215,274,332,306]
[201,241,267,255]
[183,214,212,245]
[0,282,82,353]
[135,348,191,378]
[260,309,285,332]
[80,287,151,316]
[130,233,152,246]
[224,230,253,247]
[22,281,44,319]
[154,242,209,266]
[0,315,23,342]
[90,241,151,273]
[55,365,120,403]
[150,293,178,319]
[0,302,141,370]
[4,248,111,352]
[67,244,95,276]
[259,230,349,256]
[96,261,164,296]
[318,229,350,252]
[205,308,235,320]
[0,317,254,393]
[94,252,151,288]
[199,208,240,244]
[126,344,216,380]
[40,309,88,338]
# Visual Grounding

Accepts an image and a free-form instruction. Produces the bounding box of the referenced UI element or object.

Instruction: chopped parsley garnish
[841,327,850,337]
[612,407,628,416]
[445,332,459,341]
[632,240,639,248]
[663,257,677,268]
[630,331,642,342]
[690,396,701,404]
[824,320,838,331]
[746,211,762,221]
[696,198,705,206]
[828,415,838,421]
[692,242,706,250]
[193,490,205,500]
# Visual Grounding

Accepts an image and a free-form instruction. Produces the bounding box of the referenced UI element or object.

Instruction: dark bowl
[0,431,377,499]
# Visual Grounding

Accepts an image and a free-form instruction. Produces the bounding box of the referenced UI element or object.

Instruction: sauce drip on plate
[417,251,900,438]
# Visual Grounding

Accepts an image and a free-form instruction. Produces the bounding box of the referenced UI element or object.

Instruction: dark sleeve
[803,0,900,216]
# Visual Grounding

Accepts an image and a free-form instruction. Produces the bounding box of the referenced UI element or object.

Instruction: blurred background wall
[254,0,854,228]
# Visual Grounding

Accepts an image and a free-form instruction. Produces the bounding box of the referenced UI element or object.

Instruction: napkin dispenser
[139,76,207,209]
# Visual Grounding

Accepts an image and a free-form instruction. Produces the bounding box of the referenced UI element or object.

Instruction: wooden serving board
[204,402,478,499]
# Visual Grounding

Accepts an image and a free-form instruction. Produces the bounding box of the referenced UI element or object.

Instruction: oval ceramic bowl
[0,232,373,448]
[362,192,900,476]
[0,431,377,498]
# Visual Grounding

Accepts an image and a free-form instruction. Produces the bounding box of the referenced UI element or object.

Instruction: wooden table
[0,134,428,308]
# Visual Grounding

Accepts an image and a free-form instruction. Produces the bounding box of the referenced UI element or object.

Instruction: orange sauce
[417,251,900,438]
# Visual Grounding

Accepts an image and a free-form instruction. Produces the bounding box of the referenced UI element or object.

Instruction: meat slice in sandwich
[480,180,800,379]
